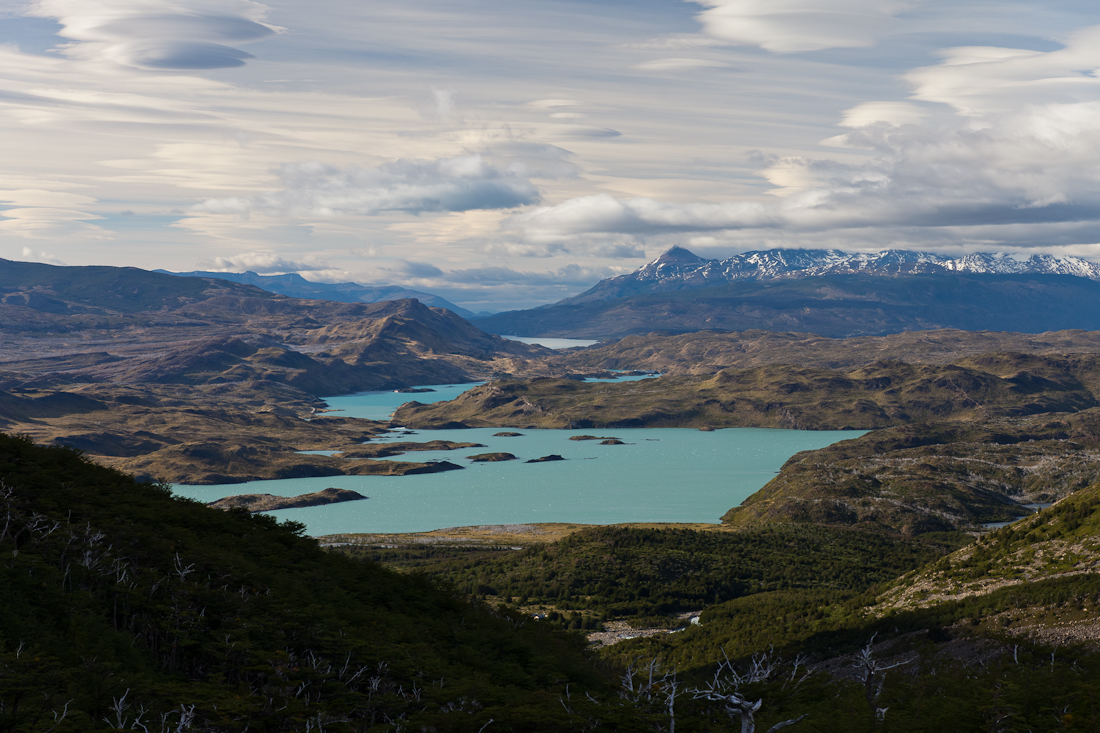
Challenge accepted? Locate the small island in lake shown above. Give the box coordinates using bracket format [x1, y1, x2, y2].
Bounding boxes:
[466, 452, 518, 462]
[207, 487, 367, 513]
[525, 454, 565, 463]
[599, 439, 626, 445]
[493, 431, 525, 437]
[570, 435, 622, 442]
[396, 387, 436, 393]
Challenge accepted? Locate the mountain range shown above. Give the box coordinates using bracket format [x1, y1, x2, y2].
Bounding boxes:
[474, 247, 1100, 339]
[160, 269, 486, 319]
[563, 246, 1100, 304]
[0, 258, 548, 482]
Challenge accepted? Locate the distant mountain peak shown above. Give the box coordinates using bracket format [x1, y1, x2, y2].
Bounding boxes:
[561, 247, 1100, 306]
[650, 246, 705, 266]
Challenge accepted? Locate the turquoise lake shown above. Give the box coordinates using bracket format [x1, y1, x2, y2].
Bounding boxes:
[172, 381, 865, 536]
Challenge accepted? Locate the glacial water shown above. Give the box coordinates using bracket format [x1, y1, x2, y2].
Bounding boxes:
[172, 381, 865, 536]
[501, 335, 601, 349]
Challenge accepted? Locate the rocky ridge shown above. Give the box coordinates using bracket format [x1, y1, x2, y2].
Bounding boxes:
[563, 246, 1100, 304]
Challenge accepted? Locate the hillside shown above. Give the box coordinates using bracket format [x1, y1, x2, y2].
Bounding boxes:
[876, 481, 1100, 631]
[551, 328, 1100, 375]
[0, 432, 635, 731]
[0, 258, 276, 318]
[0, 260, 550, 482]
[161, 268, 481, 318]
[474, 272, 1100, 339]
[392, 352, 1100, 431]
[562, 246, 1100, 305]
[722, 410, 1100, 534]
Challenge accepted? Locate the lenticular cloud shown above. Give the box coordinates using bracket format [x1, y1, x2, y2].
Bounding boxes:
[196, 155, 541, 218]
[690, 0, 913, 53]
[28, 0, 280, 70]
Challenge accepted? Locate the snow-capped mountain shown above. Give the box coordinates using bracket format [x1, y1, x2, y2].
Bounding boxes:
[564, 247, 1100, 304]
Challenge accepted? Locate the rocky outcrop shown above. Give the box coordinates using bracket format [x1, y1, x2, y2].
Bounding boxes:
[466, 452, 517, 462]
[208, 487, 367, 512]
[525, 454, 565, 463]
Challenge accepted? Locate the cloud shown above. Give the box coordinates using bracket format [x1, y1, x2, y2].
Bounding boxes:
[690, 0, 914, 53]
[505, 95, 1100, 248]
[195, 154, 541, 218]
[505, 194, 773, 239]
[906, 25, 1100, 116]
[838, 101, 929, 128]
[19, 246, 65, 265]
[428, 87, 456, 120]
[635, 58, 727, 72]
[494, 27, 1100, 255]
[385, 260, 445, 279]
[199, 252, 328, 273]
[526, 99, 581, 110]
[618, 34, 724, 51]
[443, 263, 624, 287]
[27, 0, 280, 70]
[479, 142, 580, 180]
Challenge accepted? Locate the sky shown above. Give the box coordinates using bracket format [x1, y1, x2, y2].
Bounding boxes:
[4, 0, 1100, 310]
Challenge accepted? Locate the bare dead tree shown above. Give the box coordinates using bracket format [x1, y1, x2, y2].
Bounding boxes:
[691, 651, 807, 733]
[42, 699, 72, 733]
[172, 553, 195, 583]
[854, 634, 914, 723]
[620, 658, 684, 733]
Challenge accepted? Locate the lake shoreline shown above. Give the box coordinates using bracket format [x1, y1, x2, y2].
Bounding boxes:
[315, 520, 730, 546]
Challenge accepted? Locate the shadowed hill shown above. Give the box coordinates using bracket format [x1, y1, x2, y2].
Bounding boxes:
[0, 432, 627, 731]
[0, 257, 275, 317]
[474, 273, 1100, 339]
[161, 268, 480, 318]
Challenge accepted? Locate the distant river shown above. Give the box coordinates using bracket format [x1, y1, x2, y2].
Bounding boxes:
[172, 381, 864, 536]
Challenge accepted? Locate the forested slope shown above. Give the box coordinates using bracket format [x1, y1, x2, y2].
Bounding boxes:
[0, 433, 618, 732]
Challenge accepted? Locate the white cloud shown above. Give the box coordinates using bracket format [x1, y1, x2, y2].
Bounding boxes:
[635, 58, 727, 72]
[505, 193, 774, 240]
[424, 86, 457, 120]
[505, 96, 1100, 247]
[199, 252, 328, 273]
[838, 101, 929, 128]
[28, 0, 280, 70]
[0, 186, 103, 237]
[18, 246, 65, 265]
[907, 25, 1100, 116]
[690, 0, 915, 53]
[526, 99, 581, 110]
[494, 24, 1100, 257]
[443, 263, 623, 287]
[618, 34, 724, 51]
[195, 154, 541, 218]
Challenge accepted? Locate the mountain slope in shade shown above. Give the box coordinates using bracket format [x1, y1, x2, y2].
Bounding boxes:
[161, 269, 481, 318]
[562, 246, 1100, 304]
[473, 272, 1100, 339]
[0, 258, 275, 314]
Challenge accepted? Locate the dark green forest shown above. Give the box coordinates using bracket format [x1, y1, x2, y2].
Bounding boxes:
[7, 431, 1100, 732]
[340, 526, 963, 627]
